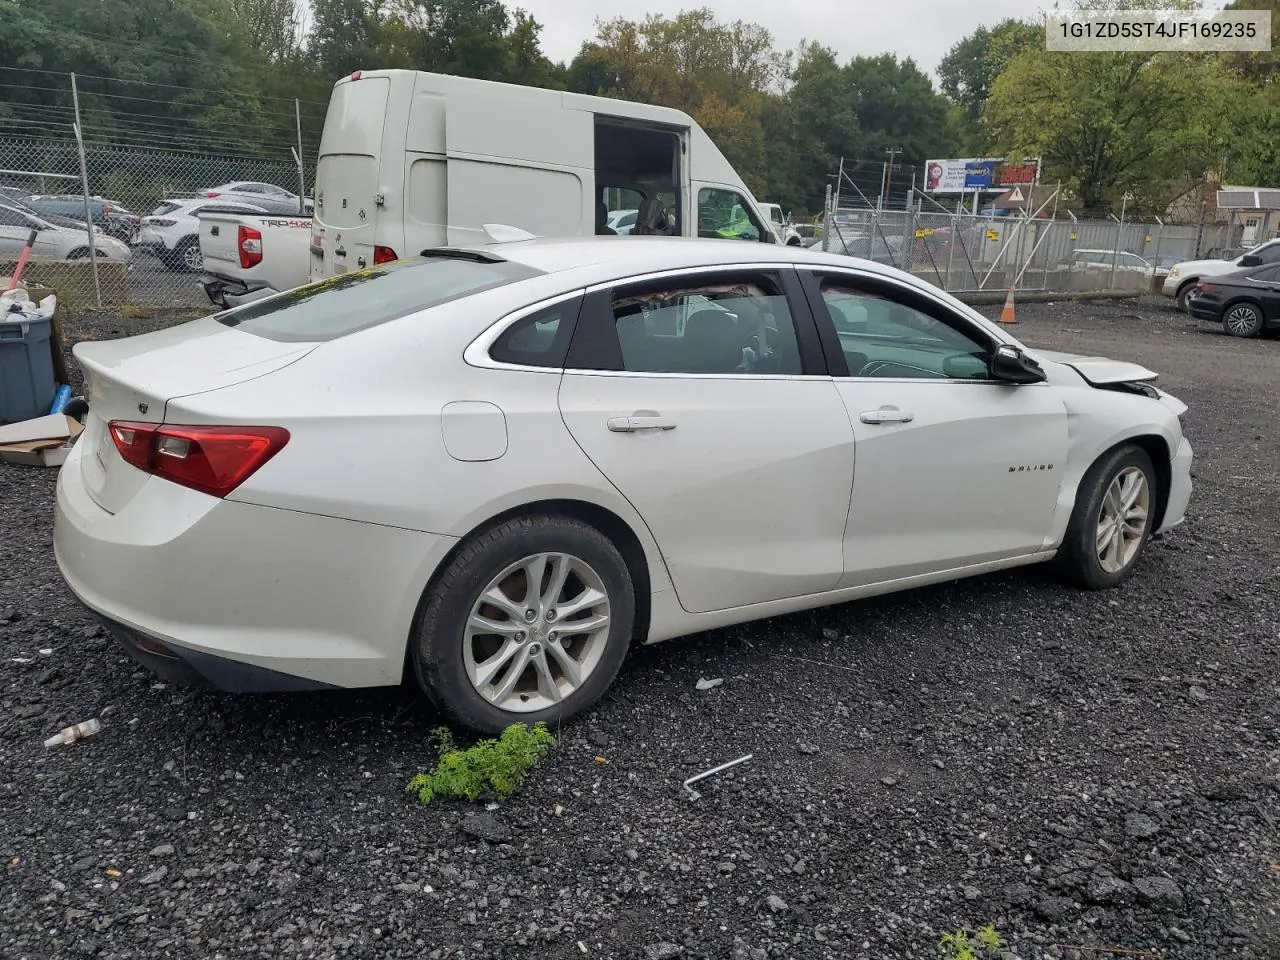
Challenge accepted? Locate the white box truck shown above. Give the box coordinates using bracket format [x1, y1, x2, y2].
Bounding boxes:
[309, 69, 779, 280]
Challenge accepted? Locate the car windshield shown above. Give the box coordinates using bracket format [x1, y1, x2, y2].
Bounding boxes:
[216, 254, 544, 342]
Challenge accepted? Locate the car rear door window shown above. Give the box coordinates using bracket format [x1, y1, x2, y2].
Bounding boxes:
[578, 272, 804, 375]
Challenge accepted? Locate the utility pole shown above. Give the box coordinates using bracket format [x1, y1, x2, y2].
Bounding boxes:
[882, 146, 902, 208]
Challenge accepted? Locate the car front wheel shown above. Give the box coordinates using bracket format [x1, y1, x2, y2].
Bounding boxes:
[1058, 444, 1158, 590]
[411, 515, 636, 734]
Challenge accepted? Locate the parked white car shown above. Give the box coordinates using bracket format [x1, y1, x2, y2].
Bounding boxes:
[606, 208, 638, 235]
[55, 237, 1192, 734]
[137, 198, 270, 272]
[0, 202, 132, 262]
[1161, 238, 1280, 310]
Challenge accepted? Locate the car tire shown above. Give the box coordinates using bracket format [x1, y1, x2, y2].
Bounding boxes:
[1058, 444, 1158, 590]
[173, 237, 202, 273]
[410, 514, 636, 735]
[1222, 300, 1265, 338]
[1174, 282, 1196, 312]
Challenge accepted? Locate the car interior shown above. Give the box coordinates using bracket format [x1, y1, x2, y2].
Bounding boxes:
[610, 279, 802, 374]
[820, 281, 993, 380]
[595, 118, 681, 236]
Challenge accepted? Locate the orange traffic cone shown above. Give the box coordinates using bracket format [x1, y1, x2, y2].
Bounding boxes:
[998, 287, 1017, 324]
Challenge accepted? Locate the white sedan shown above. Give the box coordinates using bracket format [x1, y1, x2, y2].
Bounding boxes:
[54, 237, 1193, 733]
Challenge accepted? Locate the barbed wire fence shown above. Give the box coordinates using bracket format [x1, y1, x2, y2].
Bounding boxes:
[0, 67, 322, 311]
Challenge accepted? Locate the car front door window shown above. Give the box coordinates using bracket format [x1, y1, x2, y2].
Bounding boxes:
[697, 188, 764, 242]
[820, 281, 993, 381]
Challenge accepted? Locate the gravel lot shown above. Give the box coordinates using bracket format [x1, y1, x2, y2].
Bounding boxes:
[2, 297, 1277, 960]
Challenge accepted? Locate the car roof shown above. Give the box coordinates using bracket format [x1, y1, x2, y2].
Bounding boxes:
[420, 235, 970, 304]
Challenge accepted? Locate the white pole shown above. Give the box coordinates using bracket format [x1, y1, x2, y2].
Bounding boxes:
[70, 73, 102, 309]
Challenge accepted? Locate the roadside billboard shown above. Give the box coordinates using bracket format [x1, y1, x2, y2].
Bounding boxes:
[925, 158, 1039, 193]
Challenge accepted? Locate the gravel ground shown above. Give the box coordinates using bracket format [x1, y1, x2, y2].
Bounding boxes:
[2, 297, 1277, 960]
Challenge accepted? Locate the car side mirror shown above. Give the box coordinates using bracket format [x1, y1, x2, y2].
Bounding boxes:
[1238, 254, 1262, 267]
[989, 344, 1047, 384]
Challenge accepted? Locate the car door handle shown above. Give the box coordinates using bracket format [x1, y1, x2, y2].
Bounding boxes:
[860, 407, 914, 424]
[607, 415, 677, 433]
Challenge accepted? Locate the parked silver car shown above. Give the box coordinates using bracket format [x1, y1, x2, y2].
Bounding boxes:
[202, 182, 312, 215]
[0, 203, 132, 262]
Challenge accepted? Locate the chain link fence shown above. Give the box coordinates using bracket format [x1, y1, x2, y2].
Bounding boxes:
[1, 135, 312, 311]
[821, 167, 1250, 297]
[1, 132, 1262, 310]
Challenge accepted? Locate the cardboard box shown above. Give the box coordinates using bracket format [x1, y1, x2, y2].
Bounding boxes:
[0, 414, 82, 467]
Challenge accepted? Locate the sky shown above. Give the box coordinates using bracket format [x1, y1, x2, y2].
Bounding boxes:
[514, 0, 1042, 77]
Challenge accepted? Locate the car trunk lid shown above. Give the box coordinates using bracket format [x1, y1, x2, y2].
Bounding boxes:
[75, 317, 316, 514]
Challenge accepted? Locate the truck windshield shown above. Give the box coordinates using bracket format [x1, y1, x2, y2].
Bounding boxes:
[216, 254, 543, 342]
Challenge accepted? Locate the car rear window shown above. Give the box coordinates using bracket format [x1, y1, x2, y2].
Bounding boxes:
[216, 254, 543, 342]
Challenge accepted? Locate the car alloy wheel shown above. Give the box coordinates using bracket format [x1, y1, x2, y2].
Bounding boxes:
[1223, 303, 1263, 338]
[463, 551, 612, 712]
[182, 243, 204, 271]
[1095, 465, 1150, 574]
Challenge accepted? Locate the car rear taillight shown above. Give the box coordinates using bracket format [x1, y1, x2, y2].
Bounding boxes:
[373, 245, 397, 264]
[238, 225, 263, 269]
[145, 217, 177, 227]
[109, 422, 289, 498]
[1197, 282, 1215, 293]
[206, 191, 221, 198]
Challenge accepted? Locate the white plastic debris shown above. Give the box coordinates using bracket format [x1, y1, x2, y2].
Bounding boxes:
[695, 677, 724, 691]
[37, 648, 52, 656]
[44, 718, 101, 748]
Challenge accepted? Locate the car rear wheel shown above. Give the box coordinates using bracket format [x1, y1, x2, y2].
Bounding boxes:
[1222, 301, 1265, 338]
[1058, 444, 1157, 590]
[171, 237, 202, 272]
[411, 515, 635, 735]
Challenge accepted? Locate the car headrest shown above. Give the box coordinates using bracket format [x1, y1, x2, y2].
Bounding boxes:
[681, 309, 741, 373]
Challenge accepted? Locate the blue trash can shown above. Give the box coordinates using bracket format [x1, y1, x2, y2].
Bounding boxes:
[0, 314, 56, 424]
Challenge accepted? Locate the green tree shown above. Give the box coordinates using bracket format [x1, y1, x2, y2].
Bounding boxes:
[779, 43, 857, 210]
[310, 0, 390, 78]
[937, 19, 1040, 126]
[986, 46, 1238, 210]
[385, 0, 511, 80]
[937, 18, 1040, 152]
[844, 53, 958, 167]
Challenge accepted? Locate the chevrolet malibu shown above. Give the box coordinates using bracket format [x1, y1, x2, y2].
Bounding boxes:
[54, 237, 1193, 734]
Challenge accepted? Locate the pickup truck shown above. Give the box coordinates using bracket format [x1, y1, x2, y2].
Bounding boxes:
[198, 212, 312, 309]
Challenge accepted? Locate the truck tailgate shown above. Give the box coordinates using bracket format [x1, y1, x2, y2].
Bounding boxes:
[198, 212, 250, 275]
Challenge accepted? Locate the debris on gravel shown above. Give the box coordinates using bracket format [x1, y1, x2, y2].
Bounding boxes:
[2, 300, 1278, 959]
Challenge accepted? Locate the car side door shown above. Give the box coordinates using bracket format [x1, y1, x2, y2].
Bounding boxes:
[798, 268, 1070, 588]
[557, 265, 854, 614]
[1250, 265, 1280, 319]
